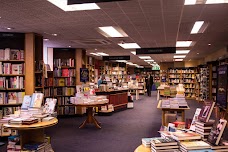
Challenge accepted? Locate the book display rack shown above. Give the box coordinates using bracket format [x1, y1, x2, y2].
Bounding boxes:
[199, 65, 209, 101]
[86, 56, 95, 83]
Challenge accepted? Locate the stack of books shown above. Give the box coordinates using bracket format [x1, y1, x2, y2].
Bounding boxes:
[179, 141, 211, 152]
[7, 135, 21, 152]
[141, 137, 162, 148]
[171, 131, 201, 141]
[209, 140, 228, 152]
[151, 137, 179, 152]
[22, 118, 39, 125]
[23, 142, 46, 151]
[195, 120, 214, 140]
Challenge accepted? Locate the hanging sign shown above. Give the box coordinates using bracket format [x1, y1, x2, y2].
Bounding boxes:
[136, 47, 176, 55]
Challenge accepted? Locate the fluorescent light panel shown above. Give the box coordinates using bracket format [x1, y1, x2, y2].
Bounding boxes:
[98, 26, 128, 37]
[175, 59, 183, 61]
[174, 55, 186, 58]
[118, 43, 140, 49]
[116, 60, 127, 63]
[191, 21, 204, 34]
[176, 41, 193, 47]
[96, 52, 109, 56]
[47, 0, 100, 11]
[176, 50, 190, 54]
[184, 0, 197, 5]
[138, 56, 151, 59]
[90, 53, 100, 56]
[144, 59, 154, 62]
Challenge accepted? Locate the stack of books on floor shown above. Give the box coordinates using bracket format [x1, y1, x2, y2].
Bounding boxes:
[7, 135, 21, 152]
[151, 137, 179, 152]
[195, 120, 214, 140]
[179, 140, 211, 152]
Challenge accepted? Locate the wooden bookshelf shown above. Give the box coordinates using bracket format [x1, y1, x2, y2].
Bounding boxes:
[86, 56, 95, 83]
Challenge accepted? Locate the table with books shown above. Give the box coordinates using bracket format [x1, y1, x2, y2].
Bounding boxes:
[134, 145, 150, 152]
[157, 99, 190, 126]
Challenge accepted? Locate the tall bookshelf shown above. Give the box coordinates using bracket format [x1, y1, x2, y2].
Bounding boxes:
[53, 48, 76, 116]
[208, 61, 219, 101]
[168, 68, 196, 99]
[160, 70, 167, 83]
[199, 65, 209, 101]
[86, 56, 95, 83]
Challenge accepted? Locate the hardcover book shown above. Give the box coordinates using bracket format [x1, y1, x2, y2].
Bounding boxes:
[180, 141, 211, 150]
[207, 119, 227, 145]
[30, 93, 44, 108]
[141, 137, 162, 148]
[43, 98, 57, 114]
[151, 137, 177, 146]
[198, 100, 215, 122]
[189, 108, 201, 131]
[21, 95, 32, 110]
[171, 131, 201, 141]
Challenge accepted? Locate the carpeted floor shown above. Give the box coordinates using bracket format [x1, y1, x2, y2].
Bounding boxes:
[1, 91, 226, 152]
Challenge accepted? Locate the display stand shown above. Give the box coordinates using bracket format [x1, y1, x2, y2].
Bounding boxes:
[157, 100, 190, 126]
[134, 145, 150, 152]
[4, 118, 58, 148]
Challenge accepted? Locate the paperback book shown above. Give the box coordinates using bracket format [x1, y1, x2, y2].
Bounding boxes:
[30, 93, 44, 108]
[151, 137, 177, 147]
[43, 98, 57, 114]
[171, 131, 201, 141]
[21, 95, 32, 110]
[189, 108, 201, 131]
[180, 140, 211, 150]
[141, 137, 162, 148]
[198, 100, 215, 123]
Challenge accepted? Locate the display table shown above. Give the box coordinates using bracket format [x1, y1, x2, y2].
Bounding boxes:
[96, 89, 128, 110]
[4, 118, 58, 147]
[157, 100, 190, 126]
[75, 102, 108, 129]
[134, 145, 150, 152]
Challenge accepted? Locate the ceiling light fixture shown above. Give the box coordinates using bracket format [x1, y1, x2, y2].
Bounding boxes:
[208, 43, 211, 46]
[138, 56, 151, 59]
[47, 0, 100, 11]
[96, 52, 109, 56]
[68, 46, 71, 48]
[176, 50, 190, 54]
[90, 53, 100, 56]
[174, 59, 183, 61]
[52, 33, 58, 36]
[43, 38, 49, 41]
[116, 60, 127, 63]
[98, 26, 128, 37]
[184, 0, 197, 5]
[176, 41, 193, 47]
[191, 21, 204, 34]
[206, 0, 228, 4]
[6, 27, 12, 30]
[144, 59, 154, 62]
[173, 55, 186, 58]
[118, 43, 140, 49]
[130, 51, 136, 55]
[197, 53, 199, 54]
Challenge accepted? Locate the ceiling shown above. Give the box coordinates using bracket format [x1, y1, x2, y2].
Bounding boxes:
[0, 0, 228, 66]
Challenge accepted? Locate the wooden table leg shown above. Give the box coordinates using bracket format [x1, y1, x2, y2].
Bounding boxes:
[79, 107, 101, 129]
[136, 89, 139, 100]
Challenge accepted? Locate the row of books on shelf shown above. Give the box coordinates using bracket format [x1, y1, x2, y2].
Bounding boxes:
[112, 67, 126, 71]
[169, 69, 195, 73]
[0, 48, 24, 61]
[0, 63, 24, 75]
[0, 76, 24, 89]
[53, 58, 75, 67]
[0, 92, 24, 104]
[53, 87, 75, 96]
[53, 77, 75, 86]
[54, 68, 75, 77]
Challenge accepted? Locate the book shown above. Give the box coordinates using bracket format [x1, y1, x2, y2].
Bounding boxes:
[171, 131, 201, 141]
[151, 145, 179, 150]
[30, 93, 44, 108]
[198, 100, 215, 123]
[21, 95, 32, 110]
[141, 137, 162, 148]
[151, 137, 177, 146]
[42, 116, 55, 122]
[22, 118, 38, 125]
[43, 98, 57, 114]
[190, 108, 201, 131]
[207, 119, 227, 145]
[180, 141, 211, 150]
[195, 120, 215, 129]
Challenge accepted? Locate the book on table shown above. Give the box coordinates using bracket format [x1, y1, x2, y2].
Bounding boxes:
[198, 100, 215, 123]
[180, 141, 211, 150]
[141, 137, 162, 148]
[30, 93, 44, 108]
[43, 98, 57, 114]
[189, 108, 201, 131]
[151, 137, 177, 147]
[171, 131, 201, 141]
[207, 119, 227, 145]
[21, 95, 32, 110]
[195, 120, 215, 129]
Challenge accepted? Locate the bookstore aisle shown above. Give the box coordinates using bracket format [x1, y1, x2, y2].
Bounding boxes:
[18, 92, 204, 152]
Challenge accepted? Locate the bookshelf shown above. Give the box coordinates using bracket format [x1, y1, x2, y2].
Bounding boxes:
[168, 68, 196, 99]
[199, 65, 209, 101]
[160, 70, 167, 83]
[86, 56, 95, 83]
[53, 48, 76, 116]
[137, 77, 146, 94]
[151, 70, 160, 83]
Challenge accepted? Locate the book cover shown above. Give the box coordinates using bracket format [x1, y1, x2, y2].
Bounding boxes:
[30, 93, 44, 108]
[8, 92, 17, 104]
[171, 131, 201, 141]
[151, 137, 177, 146]
[198, 100, 215, 122]
[61, 69, 69, 77]
[207, 119, 227, 145]
[0, 92, 4, 104]
[58, 78, 65, 86]
[190, 108, 201, 131]
[21, 95, 32, 110]
[180, 141, 211, 150]
[43, 98, 57, 114]
[141, 137, 162, 147]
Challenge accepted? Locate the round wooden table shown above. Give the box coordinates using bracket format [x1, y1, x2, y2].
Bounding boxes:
[4, 118, 58, 148]
[134, 145, 150, 152]
[75, 101, 108, 129]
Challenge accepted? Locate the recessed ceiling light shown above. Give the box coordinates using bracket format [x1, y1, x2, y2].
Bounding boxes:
[176, 50, 190, 54]
[0, 17, 1, 19]
[197, 53, 199, 54]
[118, 43, 140, 49]
[138, 56, 151, 59]
[191, 21, 204, 34]
[144, 59, 154, 62]
[43, 38, 49, 41]
[208, 43, 211, 46]
[96, 52, 109, 56]
[47, 0, 100, 11]
[176, 41, 193, 47]
[98, 26, 128, 37]
[52, 33, 58, 36]
[206, 0, 228, 4]
[95, 48, 97, 50]
[6, 27, 12, 30]
[184, 0, 197, 5]
[68, 46, 71, 48]
[174, 55, 186, 58]
[130, 51, 136, 55]
[90, 53, 100, 56]
[174, 59, 183, 61]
